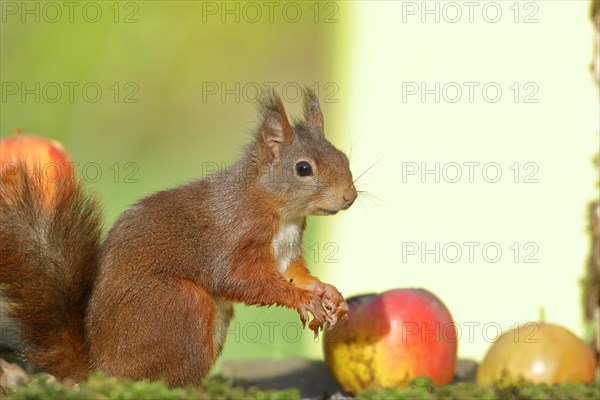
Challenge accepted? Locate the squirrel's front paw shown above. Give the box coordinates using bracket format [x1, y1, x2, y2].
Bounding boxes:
[311, 283, 348, 327]
[297, 292, 330, 338]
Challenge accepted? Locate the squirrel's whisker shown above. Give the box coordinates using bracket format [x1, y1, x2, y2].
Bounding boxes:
[353, 157, 383, 186]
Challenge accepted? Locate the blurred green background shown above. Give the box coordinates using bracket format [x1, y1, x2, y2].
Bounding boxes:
[1, 0, 352, 368]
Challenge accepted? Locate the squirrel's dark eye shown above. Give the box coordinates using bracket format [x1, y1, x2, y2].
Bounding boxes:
[295, 161, 313, 177]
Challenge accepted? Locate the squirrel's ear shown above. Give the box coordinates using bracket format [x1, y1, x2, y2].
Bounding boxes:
[258, 91, 293, 163]
[303, 88, 324, 133]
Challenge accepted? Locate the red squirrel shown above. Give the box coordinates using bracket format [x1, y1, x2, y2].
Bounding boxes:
[0, 89, 357, 387]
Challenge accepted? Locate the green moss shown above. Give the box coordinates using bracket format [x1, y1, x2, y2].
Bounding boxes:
[4, 373, 300, 400]
[4, 372, 598, 400]
[357, 379, 600, 400]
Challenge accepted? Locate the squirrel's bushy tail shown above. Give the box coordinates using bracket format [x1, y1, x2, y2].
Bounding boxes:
[0, 165, 102, 379]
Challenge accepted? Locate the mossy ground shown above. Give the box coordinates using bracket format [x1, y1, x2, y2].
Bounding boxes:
[358, 377, 600, 400]
[2, 373, 599, 400]
[3, 373, 300, 400]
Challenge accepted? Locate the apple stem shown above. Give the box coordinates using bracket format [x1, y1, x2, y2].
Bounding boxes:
[539, 307, 546, 323]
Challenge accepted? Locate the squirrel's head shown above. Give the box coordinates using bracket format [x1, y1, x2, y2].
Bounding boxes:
[252, 89, 357, 219]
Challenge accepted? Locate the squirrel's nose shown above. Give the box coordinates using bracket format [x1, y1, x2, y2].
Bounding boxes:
[342, 184, 357, 209]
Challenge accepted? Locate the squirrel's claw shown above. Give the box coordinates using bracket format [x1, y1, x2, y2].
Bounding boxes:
[328, 314, 338, 326]
[299, 309, 309, 328]
[308, 319, 321, 337]
[298, 291, 330, 336]
[319, 283, 348, 324]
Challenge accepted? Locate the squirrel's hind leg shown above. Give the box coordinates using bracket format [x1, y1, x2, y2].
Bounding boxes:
[87, 277, 231, 388]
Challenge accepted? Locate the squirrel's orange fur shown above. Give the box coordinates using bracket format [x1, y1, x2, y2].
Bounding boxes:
[0, 89, 356, 387]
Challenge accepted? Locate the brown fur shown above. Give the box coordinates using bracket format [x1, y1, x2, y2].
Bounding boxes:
[0, 89, 356, 387]
[0, 167, 101, 379]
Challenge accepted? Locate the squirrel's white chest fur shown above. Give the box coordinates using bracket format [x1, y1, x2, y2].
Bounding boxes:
[272, 220, 303, 273]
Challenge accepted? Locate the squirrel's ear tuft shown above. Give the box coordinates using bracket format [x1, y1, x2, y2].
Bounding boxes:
[258, 90, 293, 163]
[303, 87, 324, 133]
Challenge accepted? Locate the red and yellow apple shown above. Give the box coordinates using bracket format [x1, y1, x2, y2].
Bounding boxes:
[324, 288, 457, 393]
[477, 322, 597, 385]
[1, 131, 73, 206]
